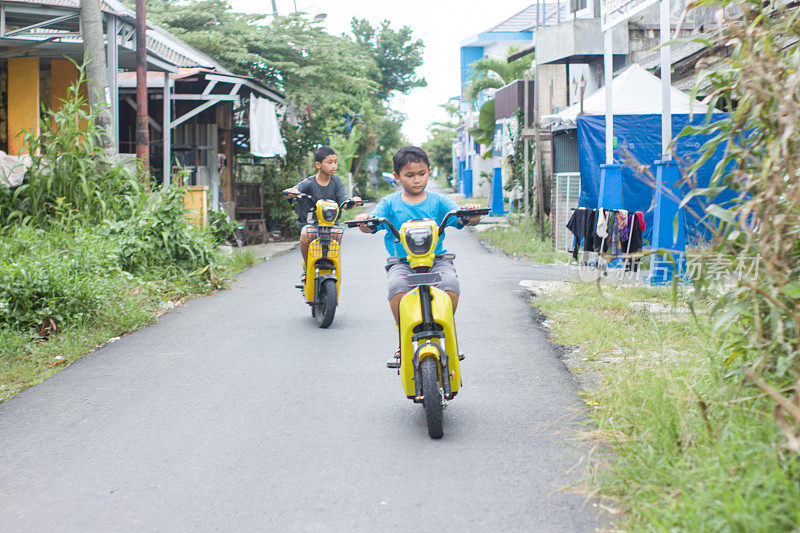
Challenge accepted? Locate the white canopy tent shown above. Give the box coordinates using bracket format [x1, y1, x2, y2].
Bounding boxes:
[542, 64, 709, 128]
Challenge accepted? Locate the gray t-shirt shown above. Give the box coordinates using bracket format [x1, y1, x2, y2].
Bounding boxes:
[295, 174, 347, 225]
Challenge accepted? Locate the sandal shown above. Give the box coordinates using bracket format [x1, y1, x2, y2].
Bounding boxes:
[386, 349, 401, 369]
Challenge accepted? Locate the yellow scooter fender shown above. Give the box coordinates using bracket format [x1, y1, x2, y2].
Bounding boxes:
[398, 286, 461, 399]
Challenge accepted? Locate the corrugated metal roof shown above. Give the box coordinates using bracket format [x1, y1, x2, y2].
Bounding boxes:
[488, 3, 571, 32]
[1, 0, 223, 69]
[0, 0, 117, 13]
[1, 0, 282, 100]
[101, 0, 226, 70]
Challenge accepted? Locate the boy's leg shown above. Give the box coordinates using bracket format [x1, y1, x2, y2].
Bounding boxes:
[432, 258, 461, 312]
[389, 292, 405, 325]
[299, 226, 317, 267]
[446, 291, 459, 312]
[386, 261, 413, 367]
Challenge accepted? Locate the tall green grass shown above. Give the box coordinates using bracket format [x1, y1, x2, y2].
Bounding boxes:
[532, 283, 800, 530]
[5, 72, 142, 227]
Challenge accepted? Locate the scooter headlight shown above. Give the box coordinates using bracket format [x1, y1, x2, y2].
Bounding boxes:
[321, 205, 338, 222]
[404, 226, 434, 255]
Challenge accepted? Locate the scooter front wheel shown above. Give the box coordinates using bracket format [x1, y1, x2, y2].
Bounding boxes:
[314, 278, 337, 328]
[420, 357, 444, 439]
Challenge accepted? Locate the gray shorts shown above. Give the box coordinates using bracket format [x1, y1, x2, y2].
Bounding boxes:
[385, 257, 459, 300]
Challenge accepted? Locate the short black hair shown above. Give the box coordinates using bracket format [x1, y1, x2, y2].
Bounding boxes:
[393, 146, 430, 174]
[314, 146, 336, 163]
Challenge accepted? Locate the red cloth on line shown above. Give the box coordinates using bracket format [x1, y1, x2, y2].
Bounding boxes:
[635, 211, 646, 231]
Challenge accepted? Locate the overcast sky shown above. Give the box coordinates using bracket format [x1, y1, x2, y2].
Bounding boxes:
[227, 0, 531, 145]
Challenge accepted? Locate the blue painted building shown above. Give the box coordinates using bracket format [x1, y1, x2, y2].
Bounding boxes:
[455, 3, 567, 209]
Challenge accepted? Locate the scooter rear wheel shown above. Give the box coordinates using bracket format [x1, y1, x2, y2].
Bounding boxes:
[314, 278, 337, 328]
[421, 357, 444, 439]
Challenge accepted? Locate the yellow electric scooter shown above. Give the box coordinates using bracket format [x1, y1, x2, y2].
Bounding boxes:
[284, 191, 362, 328]
[347, 207, 489, 438]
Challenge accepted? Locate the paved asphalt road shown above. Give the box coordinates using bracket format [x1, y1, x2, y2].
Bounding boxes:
[0, 218, 598, 531]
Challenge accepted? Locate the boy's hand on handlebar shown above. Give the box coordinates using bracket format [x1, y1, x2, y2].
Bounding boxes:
[342, 197, 364, 210]
[354, 213, 373, 233]
[283, 187, 300, 199]
[461, 203, 484, 226]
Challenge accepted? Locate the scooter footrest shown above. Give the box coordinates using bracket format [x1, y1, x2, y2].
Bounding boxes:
[386, 360, 400, 369]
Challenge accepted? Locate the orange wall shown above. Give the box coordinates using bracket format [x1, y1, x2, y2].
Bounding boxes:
[8, 57, 40, 155]
[50, 58, 78, 111]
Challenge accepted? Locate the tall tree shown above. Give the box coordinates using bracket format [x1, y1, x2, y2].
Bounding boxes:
[79, 0, 114, 154]
[350, 18, 426, 100]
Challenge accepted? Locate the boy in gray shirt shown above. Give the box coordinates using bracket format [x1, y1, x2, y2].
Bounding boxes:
[285, 147, 360, 281]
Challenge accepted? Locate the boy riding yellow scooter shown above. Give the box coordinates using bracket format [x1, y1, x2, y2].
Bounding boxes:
[284, 147, 361, 328]
[349, 146, 487, 438]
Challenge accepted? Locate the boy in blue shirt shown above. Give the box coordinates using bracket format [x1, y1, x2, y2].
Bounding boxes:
[356, 146, 483, 365]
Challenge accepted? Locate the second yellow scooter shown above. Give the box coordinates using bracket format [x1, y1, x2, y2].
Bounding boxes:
[285, 191, 361, 328]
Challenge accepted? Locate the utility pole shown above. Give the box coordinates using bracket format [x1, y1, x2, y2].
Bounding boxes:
[79, 0, 114, 155]
[135, 0, 149, 181]
[533, 57, 545, 241]
[523, 72, 530, 228]
[271, 0, 278, 15]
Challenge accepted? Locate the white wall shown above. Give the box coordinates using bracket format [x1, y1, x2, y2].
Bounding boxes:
[567, 63, 600, 107]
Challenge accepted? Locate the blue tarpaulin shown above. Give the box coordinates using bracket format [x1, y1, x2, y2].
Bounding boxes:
[577, 113, 733, 244]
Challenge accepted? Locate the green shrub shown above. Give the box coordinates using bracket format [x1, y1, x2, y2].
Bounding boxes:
[102, 187, 218, 276]
[0, 226, 128, 329]
[208, 209, 240, 244]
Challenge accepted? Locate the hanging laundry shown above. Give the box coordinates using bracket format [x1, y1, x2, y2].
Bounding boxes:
[250, 97, 287, 158]
[566, 208, 591, 260]
[615, 209, 628, 231]
[596, 209, 609, 239]
[636, 211, 646, 232]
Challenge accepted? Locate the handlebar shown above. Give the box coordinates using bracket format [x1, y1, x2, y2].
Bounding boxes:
[345, 216, 400, 239]
[282, 190, 314, 203]
[345, 207, 490, 238]
[283, 190, 363, 210]
[340, 198, 364, 210]
[438, 208, 490, 235]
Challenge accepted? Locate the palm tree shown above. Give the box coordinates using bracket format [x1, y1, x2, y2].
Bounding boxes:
[466, 48, 533, 154]
[464, 49, 533, 104]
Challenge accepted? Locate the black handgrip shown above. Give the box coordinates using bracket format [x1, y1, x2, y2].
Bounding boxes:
[282, 190, 313, 202]
[455, 207, 490, 216]
[345, 216, 400, 239]
[345, 217, 380, 228]
[340, 198, 364, 210]
[439, 207, 489, 235]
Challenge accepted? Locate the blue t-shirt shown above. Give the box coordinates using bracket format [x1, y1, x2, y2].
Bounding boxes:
[370, 191, 463, 257]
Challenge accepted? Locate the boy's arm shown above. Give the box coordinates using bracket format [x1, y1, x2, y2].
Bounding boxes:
[334, 176, 348, 205]
[441, 196, 483, 227]
[285, 178, 308, 198]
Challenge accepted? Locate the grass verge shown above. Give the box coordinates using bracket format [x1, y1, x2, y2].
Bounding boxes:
[0, 248, 260, 403]
[528, 281, 800, 530]
[475, 219, 569, 264]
